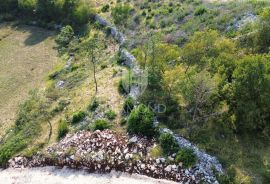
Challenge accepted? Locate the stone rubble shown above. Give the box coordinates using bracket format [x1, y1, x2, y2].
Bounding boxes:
[8, 130, 204, 183]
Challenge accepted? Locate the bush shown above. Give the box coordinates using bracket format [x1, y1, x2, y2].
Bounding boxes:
[88, 98, 99, 111]
[123, 96, 135, 114]
[127, 104, 157, 137]
[93, 119, 110, 131]
[18, 0, 36, 14]
[72, 2, 93, 25]
[194, 6, 207, 16]
[159, 133, 179, 154]
[57, 120, 69, 140]
[55, 25, 74, 48]
[175, 148, 197, 168]
[118, 79, 128, 95]
[105, 109, 117, 120]
[71, 111, 86, 124]
[101, 4, 110, 12]
[111, 4, 131, 26]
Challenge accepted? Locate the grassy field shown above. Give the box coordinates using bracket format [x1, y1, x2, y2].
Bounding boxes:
[0, 23, 58, 137]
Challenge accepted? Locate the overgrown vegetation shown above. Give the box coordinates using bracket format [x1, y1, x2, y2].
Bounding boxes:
[1, 0, 95, 26]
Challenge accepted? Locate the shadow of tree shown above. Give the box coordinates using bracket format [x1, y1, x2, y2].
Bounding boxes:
[11, 24, 55, 46]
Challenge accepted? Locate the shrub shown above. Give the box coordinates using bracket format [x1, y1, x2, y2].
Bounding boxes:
[88, 98, 99, 111]
[175, 148, 197, 168]
[123, 96, 135, 114]
[18, 0, 36, 14]
[101, 4, 110, 12]
[55, 25, 74, 48]
[105, 109, 117, 120]
[127, 104, 157, 137]
[71, 111, 86, 124]
[194, 6, 207, 16]
[118, 79, 128, 95]
[93, 119, 110, 131]
[159, 133, 179, 154]
[120, 118, 127, 126]
[72, 3, 93, 25]
[112, 4, 131, 26]
[57, 120, 69, 140]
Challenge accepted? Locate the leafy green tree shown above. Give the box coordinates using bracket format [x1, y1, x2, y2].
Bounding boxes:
[181, 30, 236, 73]
[84, 35, 104, 94]
[230, 55, 270, 134]
[18, 0, 36, 14]
[36, 0, 64, 22]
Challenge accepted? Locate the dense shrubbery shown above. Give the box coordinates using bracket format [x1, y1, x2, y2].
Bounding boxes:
[57, 120, 69, 140]
[159, 133, 179, 155]
[127, 104, 157, 137]
[1, 0, 94, 26]
[93, 119, 110, 131]
[230, 55, 270, 134]
[175, 148, 197, 168]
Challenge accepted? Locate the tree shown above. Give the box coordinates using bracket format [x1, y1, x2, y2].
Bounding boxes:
[84, 35, 104, 94]
[163, 66, 219, 132]
[230, 55, 270, 134]
[180, 30, 236, 73]
[18, 0, 36, 14]
[36, 0, 64, 22]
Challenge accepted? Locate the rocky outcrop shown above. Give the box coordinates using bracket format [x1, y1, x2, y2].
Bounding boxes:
[9, 130, 204, 183]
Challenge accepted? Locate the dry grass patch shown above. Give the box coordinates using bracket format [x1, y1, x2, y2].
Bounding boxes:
[0, 23, 57, 137]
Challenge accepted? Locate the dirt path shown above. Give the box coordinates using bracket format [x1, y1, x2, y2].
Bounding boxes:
[0, 167, 176, 184]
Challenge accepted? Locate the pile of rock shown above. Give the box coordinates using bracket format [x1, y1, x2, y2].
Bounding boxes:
[9, 130, 203, 183]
